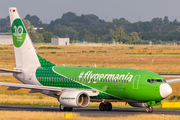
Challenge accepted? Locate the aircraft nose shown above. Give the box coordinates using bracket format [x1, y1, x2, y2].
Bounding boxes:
[160, 83, 172, 98]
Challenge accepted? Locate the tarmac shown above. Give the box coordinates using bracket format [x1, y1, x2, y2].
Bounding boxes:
[0, 105, 180, 117]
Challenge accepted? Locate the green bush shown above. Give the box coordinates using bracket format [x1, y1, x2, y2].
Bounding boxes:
[129, 47, 134, 49]
[89, 50, 95, 53]
[82, 51, 87, 53]
[38, 46, 61, 49]
[51, 52, 56, 54]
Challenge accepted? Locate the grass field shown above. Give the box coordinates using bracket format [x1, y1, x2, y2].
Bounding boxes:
[0, 111, 180, 120]
[1, 44, 180, 73]
[0, 44, 180, 106]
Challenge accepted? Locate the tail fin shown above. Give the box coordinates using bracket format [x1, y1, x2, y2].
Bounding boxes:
[9, 7, 55, 69]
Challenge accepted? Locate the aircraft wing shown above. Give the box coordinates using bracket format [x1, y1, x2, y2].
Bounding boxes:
[0, 82, 99, 96]
[165, 79, 180, 84]
[158, 73, 180, 77]
[158, 73, 180, 84]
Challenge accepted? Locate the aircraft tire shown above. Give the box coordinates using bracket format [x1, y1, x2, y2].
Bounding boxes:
[60, 104, 67, 111]
[67, 107, 73, 111]
[99, 103, 106, 111]
[146, 106, 153, 113]
[106, 102, 112, 111]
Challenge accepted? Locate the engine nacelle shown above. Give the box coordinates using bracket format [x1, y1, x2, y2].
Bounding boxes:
[59, 91, 90, 107]
[128, 102, 147, 107]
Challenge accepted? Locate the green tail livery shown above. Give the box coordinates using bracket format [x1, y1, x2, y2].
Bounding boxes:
[0, 7, 180, 113]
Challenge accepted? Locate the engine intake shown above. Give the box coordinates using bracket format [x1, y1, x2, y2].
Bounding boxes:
[59, 91, 90, 107]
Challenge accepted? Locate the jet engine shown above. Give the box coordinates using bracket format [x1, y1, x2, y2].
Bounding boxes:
[59, 91, 90, 107]
[128, 102, 147, 107]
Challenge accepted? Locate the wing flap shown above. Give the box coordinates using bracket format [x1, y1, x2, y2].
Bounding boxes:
[7, 86, 21, 90]
[29, 89, 43, 93]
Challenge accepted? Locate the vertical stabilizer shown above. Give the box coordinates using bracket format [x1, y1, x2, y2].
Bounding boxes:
[9, 7, 40, 69]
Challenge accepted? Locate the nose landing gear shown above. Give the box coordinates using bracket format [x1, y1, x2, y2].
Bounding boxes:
[146, 106, 153, 113]
[99, 102, 112, 111]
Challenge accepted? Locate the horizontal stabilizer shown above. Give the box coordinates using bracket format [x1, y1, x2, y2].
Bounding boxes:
[0, 68, 22, 73]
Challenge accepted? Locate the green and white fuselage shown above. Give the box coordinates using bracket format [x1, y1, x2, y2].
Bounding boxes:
[36, 65, 165, 102]
[0, 7, 175, 112]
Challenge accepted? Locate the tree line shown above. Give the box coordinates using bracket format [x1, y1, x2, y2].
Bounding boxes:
[0, 12, 180, 44]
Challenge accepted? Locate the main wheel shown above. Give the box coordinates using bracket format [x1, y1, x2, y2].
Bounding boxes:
[106, 102, 112, 111]
[60, 104, 67, 111]
[67, 107, 73, 111]
[99, 103, 106, 111]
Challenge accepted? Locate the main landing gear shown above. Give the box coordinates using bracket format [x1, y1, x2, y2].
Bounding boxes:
[60, 104, 73, 111]
[145, 106, 153, 113]
[99, 102, 112, 111]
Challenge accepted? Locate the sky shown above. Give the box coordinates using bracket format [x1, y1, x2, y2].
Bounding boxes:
[0, 0, 180, 24]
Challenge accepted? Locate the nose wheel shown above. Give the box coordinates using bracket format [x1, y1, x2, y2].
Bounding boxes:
[146, 106, 153, 113]
[99, 102, 112, 111]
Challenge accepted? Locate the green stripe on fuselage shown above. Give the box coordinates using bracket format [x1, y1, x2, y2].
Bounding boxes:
[37, 54, 55, 67]
[36, 66, 164, 102]
[36, 66, 118, 100]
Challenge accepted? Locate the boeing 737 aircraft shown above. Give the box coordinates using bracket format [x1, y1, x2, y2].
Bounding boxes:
[0, 7, 179, 113]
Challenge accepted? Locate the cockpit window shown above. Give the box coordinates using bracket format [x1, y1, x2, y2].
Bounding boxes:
[152, 79, 155, 83]
[162, 79, 167, 82]
[155, 79, 162, 82]
[147, 79, 166, 83]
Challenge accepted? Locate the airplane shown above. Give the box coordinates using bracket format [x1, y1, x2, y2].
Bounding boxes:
[0, 7, 179, 113]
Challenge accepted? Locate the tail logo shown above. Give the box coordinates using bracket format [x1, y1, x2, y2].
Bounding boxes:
[13, 26, 23, 38]
[11, 18, 27, 48]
